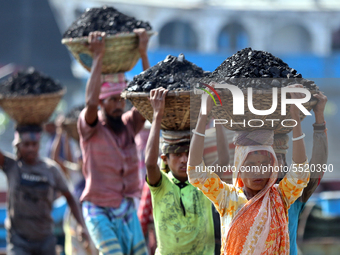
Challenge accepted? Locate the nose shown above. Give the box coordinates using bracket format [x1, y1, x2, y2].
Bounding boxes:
[181, 154, 188, 163]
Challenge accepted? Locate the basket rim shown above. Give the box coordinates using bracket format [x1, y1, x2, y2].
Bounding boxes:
[0, 87, 67, 100]
[121, 90, 193, 98]
[61, 31, 156, 44]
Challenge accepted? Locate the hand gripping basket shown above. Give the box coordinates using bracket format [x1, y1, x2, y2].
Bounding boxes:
[0, 88, 66, 125]
[62, 32, 155, 74]
[121, 90, 207, 131]
[210, 86, 318, 134]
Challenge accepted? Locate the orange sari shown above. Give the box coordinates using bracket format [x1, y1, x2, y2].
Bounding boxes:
[188, 145, 310, 255]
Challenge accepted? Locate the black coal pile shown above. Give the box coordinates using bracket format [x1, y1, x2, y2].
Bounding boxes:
[0, 67, 63, 96]
[63, 6, 152, 38]
[65, 105, 85, 121]
[201, 47, 318, 90]
[127, 54, 209, 92]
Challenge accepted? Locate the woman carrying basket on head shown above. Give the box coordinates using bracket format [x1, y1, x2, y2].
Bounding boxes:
[187, 84, 310, 255]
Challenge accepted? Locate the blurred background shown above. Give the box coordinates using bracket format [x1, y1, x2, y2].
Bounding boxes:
[0, 0, 340, 254]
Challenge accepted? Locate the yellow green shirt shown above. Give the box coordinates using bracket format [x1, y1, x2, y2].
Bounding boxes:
[148, 171, 215, 255]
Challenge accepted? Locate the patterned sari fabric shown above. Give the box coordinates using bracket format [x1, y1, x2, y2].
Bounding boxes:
[227, 145, 287, 255]
[188, 144, 310, 255]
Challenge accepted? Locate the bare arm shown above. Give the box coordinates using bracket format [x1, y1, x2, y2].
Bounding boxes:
[62, 190, 90, 245]
[187, 92, 244, 215]
[300, 92, 328, 202]
[290, 85, 307, 164]
[63, 131, 73, 163]
[216, 124, 230, 166]
[51, 126, 69, 177]
[211, 125, 230, 178]
[134, 28, 150, 71]
[188, 93, 214, 167]
[145, 88, 168, 186]
[84, 31, 106, 126]
[277, 84, 311, 208]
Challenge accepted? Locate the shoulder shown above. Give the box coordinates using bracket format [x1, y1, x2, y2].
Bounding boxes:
[148, 171, 172, 194]
[2, 151, 15, 162]
[2, 151, 17, 171]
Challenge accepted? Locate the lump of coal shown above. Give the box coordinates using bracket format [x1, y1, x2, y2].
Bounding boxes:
[201, 47, 318, 91]
[126, 54, 209, 92]
[0, 67, 63, 96]
[63, 6, 152, 38]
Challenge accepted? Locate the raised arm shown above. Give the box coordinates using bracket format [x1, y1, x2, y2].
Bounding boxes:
[84, 31, 106, 126]
[63, 129, 73, 163]
[279, 84, 310, 207]
[290, 87, 308, 164]
[134, 28, 150, 71]
[216, 125, 230, 166]
[51, 123, 69, 177]
[300, 92, 328, 202]
[188, 91, 244, 216]
[188, 93, 212, 167]
[145, 88, 168, 186]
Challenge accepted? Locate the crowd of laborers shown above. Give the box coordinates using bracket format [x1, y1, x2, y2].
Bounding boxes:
[0, 27, 329, 255]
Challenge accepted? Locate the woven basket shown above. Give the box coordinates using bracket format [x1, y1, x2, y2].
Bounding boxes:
[0, 88, 66, 125]
[62, 32, 155, 74]
[211, 88, 318, 134]
[63, 120, 79, 141]
[121, 91, 206, 131]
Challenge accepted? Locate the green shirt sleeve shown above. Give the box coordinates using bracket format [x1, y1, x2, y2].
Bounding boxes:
[147, 171, 170, 197]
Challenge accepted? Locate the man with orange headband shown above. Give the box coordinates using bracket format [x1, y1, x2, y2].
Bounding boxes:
[78, 29, 149, 254]
[0, 125, 89, 255]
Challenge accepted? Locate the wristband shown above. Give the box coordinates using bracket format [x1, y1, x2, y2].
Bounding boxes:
[292, 133, 305, 141]
[313, 121, 326, 131]
[192, 129, 206, 137]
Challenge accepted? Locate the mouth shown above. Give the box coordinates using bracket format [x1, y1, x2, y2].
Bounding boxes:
[113, 110, 123, 115]
[253, 178, 264, 184]
[179, 166, 187, 172]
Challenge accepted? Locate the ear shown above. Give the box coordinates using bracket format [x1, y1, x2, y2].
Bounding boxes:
[160, 154, 168, 164]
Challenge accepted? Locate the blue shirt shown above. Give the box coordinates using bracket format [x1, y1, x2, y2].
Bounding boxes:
[288, 199, 305, 255]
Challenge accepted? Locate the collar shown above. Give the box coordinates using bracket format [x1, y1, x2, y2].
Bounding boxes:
[167, 171, 190, 185]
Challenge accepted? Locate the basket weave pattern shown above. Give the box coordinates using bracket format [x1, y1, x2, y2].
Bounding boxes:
[121, 91, 203, 131]
[0, 89, 66, 125]
[211, 89, 317, 134]
[62, 32, 153, 74]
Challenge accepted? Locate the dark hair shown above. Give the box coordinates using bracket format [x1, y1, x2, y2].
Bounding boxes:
[15, 125, 42, 133]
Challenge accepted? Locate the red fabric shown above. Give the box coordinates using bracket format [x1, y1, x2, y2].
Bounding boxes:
[78, 107, 145, 207]
[138, 182, 153, 235]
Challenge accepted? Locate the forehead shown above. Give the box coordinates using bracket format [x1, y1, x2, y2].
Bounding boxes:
[19, 140, 39, 146]
[244, 153, 270, 163]
[106, 95, 122, 100]
[169, 152, 188, 158]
